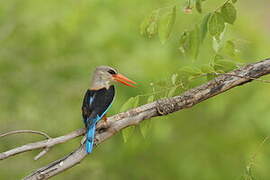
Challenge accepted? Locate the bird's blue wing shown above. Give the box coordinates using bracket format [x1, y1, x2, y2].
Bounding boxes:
[81, 85, 115, 153]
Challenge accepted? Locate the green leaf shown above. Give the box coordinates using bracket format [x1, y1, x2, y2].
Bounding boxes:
[225, 40, 235, 56]
[140, 95, 154, 138]
[120, 97, 135, 112]
[179, 31, 190, 54]
[200, 13, 211, 43]
[190, 25, 201, 59]
[147, 95, 154, 103]
[212, 37, 221, 53]
[121, 96, 139, 143]
[214, 59, 237, 72]
[195, 0, 202, 13]
[140, 16, 150, 36]
[179, 26, 200, 59]
[202, 64, 216, 80]
[133, 96, 140, 108]
[206, 74, 216, 81]
[146, 21, 158, 38]
[232, 0, 237, 3]
[180, 66, 202, 76]
[167, 86, 177, 97]
[120, 96, 140, 112]
[208, 12, 225, 36]
[140, 120, 151, 138]
[171, 73, 178, 85]
[222, 40, 236, 57]
[221, 3, 237, 24]
[122, 126, 135, 143]
[158, 6, 176, 44]
[140, 11, 159, 38]
[200, 64, 215, 74]
[213, 54, 224, 62]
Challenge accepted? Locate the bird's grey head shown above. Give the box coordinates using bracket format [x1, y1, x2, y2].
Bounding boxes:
[90, 66, 118, 89]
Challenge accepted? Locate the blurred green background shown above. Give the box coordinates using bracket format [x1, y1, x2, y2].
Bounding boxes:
[1, 0, 270, 179]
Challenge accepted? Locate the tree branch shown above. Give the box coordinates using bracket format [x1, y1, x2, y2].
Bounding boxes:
[0, 129, 53, 160]
[1, 58, 270, 179]
[0, 128, 85, 160]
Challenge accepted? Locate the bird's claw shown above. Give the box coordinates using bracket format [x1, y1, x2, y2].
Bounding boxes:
[94, 138, 99, 147]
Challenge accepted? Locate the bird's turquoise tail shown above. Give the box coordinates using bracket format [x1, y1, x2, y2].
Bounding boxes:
[86, 124, 96, 154]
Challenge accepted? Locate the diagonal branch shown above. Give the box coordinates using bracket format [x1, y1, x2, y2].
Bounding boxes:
[1, 58, 270, 180]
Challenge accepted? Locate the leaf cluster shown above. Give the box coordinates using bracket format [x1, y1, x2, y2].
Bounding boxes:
[140, 5, 176, 44]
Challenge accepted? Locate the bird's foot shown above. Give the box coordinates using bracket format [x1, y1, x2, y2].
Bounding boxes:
[94, 138, 99, 147]
[103, 115, 108, 123]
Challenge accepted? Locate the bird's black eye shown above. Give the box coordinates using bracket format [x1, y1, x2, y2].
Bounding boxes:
[108, 69, 116, 75]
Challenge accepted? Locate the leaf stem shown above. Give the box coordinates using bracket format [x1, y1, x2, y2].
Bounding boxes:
[214, 0, 231, 12]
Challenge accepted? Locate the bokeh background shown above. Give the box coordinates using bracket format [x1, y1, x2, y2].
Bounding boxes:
[1, 0, 270, 179]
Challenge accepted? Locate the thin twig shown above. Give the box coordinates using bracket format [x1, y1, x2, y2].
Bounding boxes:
[0, 130, 51, 139]
[247, 136, 269, 170]
[0, 128, 85, 161]
[137, 83, 184, 97]
[191, 72, 270, 83]
[34, 147, 50, 160]
[0, 130, 53, 160]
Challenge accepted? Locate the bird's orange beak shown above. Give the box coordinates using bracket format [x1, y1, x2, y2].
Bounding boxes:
[113, 74, 136, 87]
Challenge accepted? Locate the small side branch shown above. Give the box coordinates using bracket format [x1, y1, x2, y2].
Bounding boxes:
[0, 130, 51, 139]
[0, 129, 53, 160]
[0, 128, 85, 160]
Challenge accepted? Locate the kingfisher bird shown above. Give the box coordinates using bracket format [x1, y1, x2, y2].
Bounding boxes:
[82, 66, 136, 154]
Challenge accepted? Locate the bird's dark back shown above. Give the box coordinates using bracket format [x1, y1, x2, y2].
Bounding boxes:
[82, 85, 115, 127]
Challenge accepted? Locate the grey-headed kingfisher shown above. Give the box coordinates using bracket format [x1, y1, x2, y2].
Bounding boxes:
[82, 66, 136, 154]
